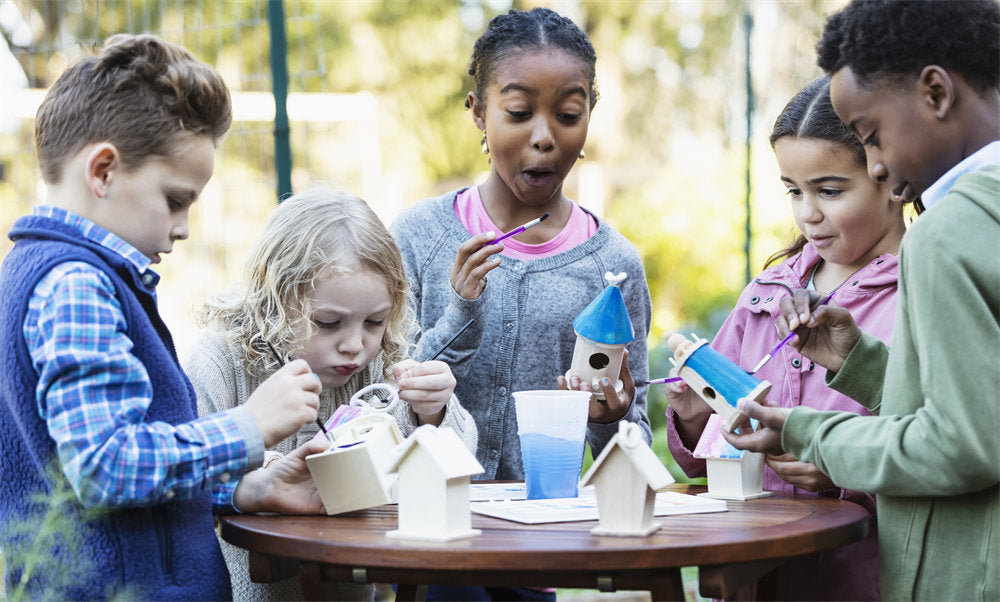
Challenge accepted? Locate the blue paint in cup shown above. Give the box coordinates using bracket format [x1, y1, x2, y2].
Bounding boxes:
[514, 390, 590, 500]
[519, 432, 585, 499]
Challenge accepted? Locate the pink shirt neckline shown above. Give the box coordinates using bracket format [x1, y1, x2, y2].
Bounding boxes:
[454, 186, 597, 260]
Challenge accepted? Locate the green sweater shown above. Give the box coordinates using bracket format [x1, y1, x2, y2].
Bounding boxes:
[783, 166, 1000, 601]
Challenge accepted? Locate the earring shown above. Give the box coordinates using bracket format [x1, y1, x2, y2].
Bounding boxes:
[578, 149, 586, 160]
[481, 131, 489, 156]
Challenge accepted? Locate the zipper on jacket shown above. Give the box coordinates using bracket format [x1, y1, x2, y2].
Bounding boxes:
[152, 507, 173, 575]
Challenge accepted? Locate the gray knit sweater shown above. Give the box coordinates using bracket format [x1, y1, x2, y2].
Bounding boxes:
[184, 328, 477, 601]
[390, 188, 653, 480]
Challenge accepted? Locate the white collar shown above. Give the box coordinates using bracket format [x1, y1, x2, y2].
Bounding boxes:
[921, 140, 1000, 209]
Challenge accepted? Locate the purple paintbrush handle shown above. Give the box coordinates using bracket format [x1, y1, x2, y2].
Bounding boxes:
[486, 226, 525, 246]
[636, 376, 683, 386]
[754, 289, 837, 373]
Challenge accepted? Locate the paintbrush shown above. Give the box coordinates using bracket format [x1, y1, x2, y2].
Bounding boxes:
[428, 318, 475, 361]
[324, 318, 477, 431]
[748, 289, 837, 375]
[634, 376, 684, 387]
[483, 213, 549, 247]
[266, 341, 331, 442]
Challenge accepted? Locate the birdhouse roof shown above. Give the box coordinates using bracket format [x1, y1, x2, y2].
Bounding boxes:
[693, 414, 755, 459]
[573, 272, 635, 345]
[387, 425, 484, 479]
[580, 422, 672, 489]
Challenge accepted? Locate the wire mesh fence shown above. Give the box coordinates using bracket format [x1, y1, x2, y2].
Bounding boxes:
[1, 0, 383, 350]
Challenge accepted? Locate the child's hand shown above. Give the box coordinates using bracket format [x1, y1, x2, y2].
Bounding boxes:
[777, 289, 861, 373]
[231, 437, 328, 514]
[662, 376, 714, 450]
[721, 398, 790, 456]
[245, 359, 321, 448]
[450, 232, 503, 300]
[765, 453, 836, 492]
[663, 376, 712, 422]
[557, 349, 634, 423]
[393, 359, 456, 426]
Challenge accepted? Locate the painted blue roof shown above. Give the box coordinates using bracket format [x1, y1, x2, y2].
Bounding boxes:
[572, 274, 634, 345]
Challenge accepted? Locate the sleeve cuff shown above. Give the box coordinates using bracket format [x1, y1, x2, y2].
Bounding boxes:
[664, 406, 707, 478]
[213, 479, 241, 514]
[825, 332, 888, 413]
[228, 405, 266, 469]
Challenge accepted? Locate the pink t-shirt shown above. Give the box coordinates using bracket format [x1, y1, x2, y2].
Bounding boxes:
[454, 186, 597, 259]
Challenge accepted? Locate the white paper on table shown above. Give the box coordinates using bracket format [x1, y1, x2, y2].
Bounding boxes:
[470, 487, 727, 524]
[469, 482, 529, 501]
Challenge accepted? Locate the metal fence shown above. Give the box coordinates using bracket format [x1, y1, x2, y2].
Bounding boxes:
[1, 0, 383, 349]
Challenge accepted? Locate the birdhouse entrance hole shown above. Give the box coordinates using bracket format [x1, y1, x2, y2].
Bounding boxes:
[702, 387, 717, 400]
[589, 353, 610, 370]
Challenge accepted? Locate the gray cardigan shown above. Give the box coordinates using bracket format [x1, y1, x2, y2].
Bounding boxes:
[390, 188, 653, 480]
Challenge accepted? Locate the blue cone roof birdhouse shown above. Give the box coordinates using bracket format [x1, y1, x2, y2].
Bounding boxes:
[573, 272, 634, 345]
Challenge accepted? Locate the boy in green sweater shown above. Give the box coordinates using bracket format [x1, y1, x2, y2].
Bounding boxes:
[725, 1, 999, 600]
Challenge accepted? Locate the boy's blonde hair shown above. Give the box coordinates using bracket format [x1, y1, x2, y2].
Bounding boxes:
[34, 33, 232, 184]
[199, 189, 414, 380]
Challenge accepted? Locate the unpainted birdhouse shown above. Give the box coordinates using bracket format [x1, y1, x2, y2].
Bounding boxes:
[579, 422, 674, 536]
[386, 425, 484, 542]
[306, 413, 404, 515]
[566, 272, 635, 400]
[693, 414, 772, 501]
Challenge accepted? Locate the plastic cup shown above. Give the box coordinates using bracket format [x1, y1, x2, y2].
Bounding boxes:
[513, 390, 591, 500]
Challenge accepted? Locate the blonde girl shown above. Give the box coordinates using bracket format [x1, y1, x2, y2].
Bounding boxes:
[184, 188, 476, 601]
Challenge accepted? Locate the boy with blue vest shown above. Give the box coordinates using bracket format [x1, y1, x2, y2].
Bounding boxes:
[725, 1, 999, 600]
[0, 34, 325, 600]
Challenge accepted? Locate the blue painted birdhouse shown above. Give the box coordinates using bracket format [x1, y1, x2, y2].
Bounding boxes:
[565, 272, 634, 400]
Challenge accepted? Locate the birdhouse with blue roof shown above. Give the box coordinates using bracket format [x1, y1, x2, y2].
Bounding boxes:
[565, 272, 634, 400]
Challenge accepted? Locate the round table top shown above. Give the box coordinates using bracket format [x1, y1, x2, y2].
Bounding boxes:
[220, 484, 870, 574]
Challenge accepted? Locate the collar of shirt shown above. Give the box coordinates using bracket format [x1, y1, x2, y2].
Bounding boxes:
[922, 140, 1000, 209]
[32, 205, 156, 284]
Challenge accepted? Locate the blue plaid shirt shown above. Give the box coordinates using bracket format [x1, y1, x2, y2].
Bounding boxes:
[23, 206, 263, 512]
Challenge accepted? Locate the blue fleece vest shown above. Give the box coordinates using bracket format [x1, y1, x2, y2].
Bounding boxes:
[0, 215, 231, 600]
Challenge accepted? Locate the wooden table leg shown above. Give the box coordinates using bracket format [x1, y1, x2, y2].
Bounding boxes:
[699, 558, 788, 599]
[643, 568, 685, 601]
[395, 583, 428, 601]
[247, 551, 299, 583]
[754, 563, 788, 600]
[299, 562, 326, 601]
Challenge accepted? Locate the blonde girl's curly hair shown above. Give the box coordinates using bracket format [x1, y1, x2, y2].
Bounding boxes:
[198, 188, 414, 380]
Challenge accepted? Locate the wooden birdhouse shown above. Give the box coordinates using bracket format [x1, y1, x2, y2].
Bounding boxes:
[565, 272, 635, 400]
[579, 422, 674, 536]
[386, 425, 485, 542]
[666, 332, 772, 433]
[693, 414, 772, 501]
[306, 413, 404, 516]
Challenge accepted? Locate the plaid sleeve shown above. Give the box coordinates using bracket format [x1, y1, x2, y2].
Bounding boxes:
[26, 262, 260, 508]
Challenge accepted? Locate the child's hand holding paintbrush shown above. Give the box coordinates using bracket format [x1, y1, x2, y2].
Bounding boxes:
[775, 288, 859, 374]
[245, 344, 322, 448]
[392, 318, 475, 426]
[448, 213, 549, 300]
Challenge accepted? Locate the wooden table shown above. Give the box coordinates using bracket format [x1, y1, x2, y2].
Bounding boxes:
[220, 484, 869, 601]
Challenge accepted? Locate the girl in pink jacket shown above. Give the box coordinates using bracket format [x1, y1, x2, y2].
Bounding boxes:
[666, 77, 919, 601]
